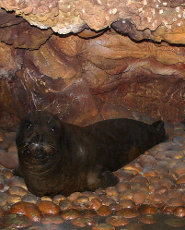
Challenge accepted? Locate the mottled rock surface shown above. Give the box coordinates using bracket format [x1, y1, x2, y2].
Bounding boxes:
[0, 0, 185, 45]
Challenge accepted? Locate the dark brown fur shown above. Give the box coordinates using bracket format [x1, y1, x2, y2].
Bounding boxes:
[15, 112, 167, 196]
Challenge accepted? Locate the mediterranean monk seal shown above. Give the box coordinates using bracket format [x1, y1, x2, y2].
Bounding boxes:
[15, 111, 167, 196]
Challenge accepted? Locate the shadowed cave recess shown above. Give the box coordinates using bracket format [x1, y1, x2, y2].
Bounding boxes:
[0, 0, 185, 229]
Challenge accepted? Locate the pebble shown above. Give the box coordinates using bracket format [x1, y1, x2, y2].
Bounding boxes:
[97, 205, 112, 216]
[173, 206, 185, 218]
[162, 206, 175, 215]
[68, 192, 82, 201]
[119, 199, 135, 209]
[133, 191, 147, 205]
[52, 194, 66, 205]
[109, 203, 122, 211]
[119, 190, 134, 200]
[74, 195, 90, 207]
[8, 194, 22, 204]
[106, 215, 129, 227]
[0, 192, 8, 206]
[1, 169, 14, 179]
[165, 217, 185, 227]
[92, 223, 115, 230]
[59, 199, 73, 211]
[10, 201, 42, 222]
[71, 217, 87, 227]
[116, 182, 129, 193]
[167, 198, 185, 207]
[61, 209, 80, 220]
[22, 194, 38, 204]
[116, 208, 139, 218]
[139, 205, 158, 215]
[41, 196, 52, 201]
[105, 187, 118, 198]
[72, 216, 95, 227]
[126, 222, 144, 230]
[90, 198, 102, 210]
[139, 214, 156, 224]
[7, 176, 27, 190]
[100, 195, 114, 206]
[176, 174, 185, 184]
[41, 215, 64, 224]
[8, 186, 27, 197]
[1, 213, 32, 228]
[37, 201, 60, 215]
[138, 155, 157, 168]
[82, 209, 97, 217]
[0, 207, 3, 218]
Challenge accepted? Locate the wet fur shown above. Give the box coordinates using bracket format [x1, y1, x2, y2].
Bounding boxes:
[15, 112, 168, 196]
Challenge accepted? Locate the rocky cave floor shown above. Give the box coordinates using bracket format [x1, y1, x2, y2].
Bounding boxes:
[0, 117, 185, 229]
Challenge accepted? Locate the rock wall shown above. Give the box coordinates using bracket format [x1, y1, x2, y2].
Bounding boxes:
[0, 4, 185, 129]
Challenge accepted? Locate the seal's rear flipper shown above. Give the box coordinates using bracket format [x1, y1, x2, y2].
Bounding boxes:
[100, 171, 119, 188]
[151, 120, 164, 132]
[151, 120, 168, 141]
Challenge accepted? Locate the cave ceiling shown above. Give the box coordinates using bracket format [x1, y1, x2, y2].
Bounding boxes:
[0, 1, 185, 129]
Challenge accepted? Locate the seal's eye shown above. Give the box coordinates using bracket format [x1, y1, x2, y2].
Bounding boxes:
[51, 126, 56, 132]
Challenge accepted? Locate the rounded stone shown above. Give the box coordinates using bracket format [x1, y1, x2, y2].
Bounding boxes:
[116, 182, 129, 193]
[74, 196, 90, 207]
[8, 194, 22, 204]
[8, 186, 27, 197]
[176, 174, 185, 184]
[90, 198, 102, 210]
[167, 198, 184, 207]
[174, 206, 185, 218]
[1, 169, 13, 179]
[118, 199, 135, 209]
[41, 196, 52, 201]
[1, 214, 32, 228]
[22, 194, 38, 204]
[100, 195, 114, 206]
[82, 209, 97, 217]
[59, 199, 72, 211]
[10, 201, 42, 222]
[139, 205, 158, 215]
[97, 205, 112, 216]
[139, 214, 156, 224]
[68, 192, 82, 201]
[106, 215, 129, 227]
[126, 222, 144, 230]
[133, 191, 147, 205]
[161, 206, 175, 215]
[105, 187, 118, 198]
[109, 203, 122, 211]
[0, 207, 3, 219]
[41, 215, 64, 224]
[116, 208, 139, 218]
[61, 209, 80, 220]
[165, 217, 185, 227]
[7, 177, 27, 190]
[71, 217, 88, 228]
[119, 190, 134, 200]
[37, 201, 60, 215]
[92, 223, 115, 230]
[52, 195, 66, 205]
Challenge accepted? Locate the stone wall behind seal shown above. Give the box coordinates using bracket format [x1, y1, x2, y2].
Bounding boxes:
[0, 7, 185, 129]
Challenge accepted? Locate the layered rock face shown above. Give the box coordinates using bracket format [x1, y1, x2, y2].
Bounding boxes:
[0, 1, 185, 129]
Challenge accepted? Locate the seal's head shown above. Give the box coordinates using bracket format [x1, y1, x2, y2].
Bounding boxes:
[16, 111, 63, 162]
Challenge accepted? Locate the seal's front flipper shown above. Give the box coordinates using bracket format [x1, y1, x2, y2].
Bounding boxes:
[13, 166, 23, 177]
[100, 171, 119, 188]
